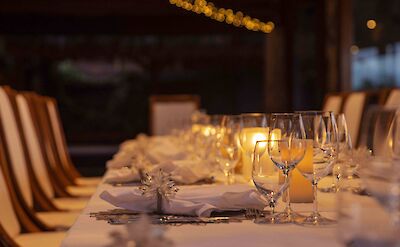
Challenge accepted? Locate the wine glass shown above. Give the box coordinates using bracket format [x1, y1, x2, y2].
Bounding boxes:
[209, 114, 225, 148]
[216, 115, 241, 184]
[337, 157, 399, 246]
[252, 140, 289, 224]
[268, 113, 306, 223]
[238, 113, 269, 180]
[296, 111, 338, 226]
[324, 113, 353, 192]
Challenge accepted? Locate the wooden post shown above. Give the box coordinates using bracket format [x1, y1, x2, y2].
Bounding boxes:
[264, 27, 290, 112]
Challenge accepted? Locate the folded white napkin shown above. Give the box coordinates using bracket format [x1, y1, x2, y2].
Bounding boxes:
[151, 159, 212, 184]
[145, 138, 187, 164]
[100, 184, 265, 217]
[106, 152, 136, 169]
[104, 167, 141, 184]
[118, 139, 137, 150]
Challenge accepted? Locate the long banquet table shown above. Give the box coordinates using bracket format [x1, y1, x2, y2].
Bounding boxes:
[61, 170, 345, 247]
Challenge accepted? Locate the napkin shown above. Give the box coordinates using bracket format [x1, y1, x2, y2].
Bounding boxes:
[145, 138, 187, 164]
[100, 184, 265, 217]
[104, 167, 141, 184]
[151, 159, 212, 184]
[106, 152, 136, 169]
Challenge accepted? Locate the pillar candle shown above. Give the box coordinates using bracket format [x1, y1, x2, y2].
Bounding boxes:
[240, 127, 269, 180]
[282, 139, 313, 203]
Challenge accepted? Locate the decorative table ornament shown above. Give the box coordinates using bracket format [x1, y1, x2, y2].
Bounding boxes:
[107, 214, 173, 247]
[139, 169, 179, 214]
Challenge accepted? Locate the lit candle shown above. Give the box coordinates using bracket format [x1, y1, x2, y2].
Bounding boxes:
[282, 139, 313, 203]
[201, 125, 213, 137]
[191, 124, 202, 133]
[240, 127, 269, 180]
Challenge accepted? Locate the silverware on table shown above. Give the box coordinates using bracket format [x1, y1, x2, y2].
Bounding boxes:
[91, 208, 263, 225]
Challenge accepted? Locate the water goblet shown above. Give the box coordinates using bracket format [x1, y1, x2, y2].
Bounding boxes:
[216, 115, 241, 184]
[252, 140, 289, 224]
[296, 111, 338, 226]
[323, 113, 353, 192]
[268, 113, 307, 223]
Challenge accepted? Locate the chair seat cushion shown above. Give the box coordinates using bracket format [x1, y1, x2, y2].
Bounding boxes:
[15, 231, 66, 247]
[75, 177, 102, 186]
[53, 197, 88, 211]
[66, 185, 97, 197]
[36, 211, 80, 229]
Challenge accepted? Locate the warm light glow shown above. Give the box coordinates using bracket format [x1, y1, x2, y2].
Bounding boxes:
[366, 19, 377, 30]
[191, 124, 202, 133]
[270, 129, 281, 141]
[170, 0, 274, 33]
[252, 133, 267, 147]
[201, 125, 213, 136]
[350, 45, 359, 55]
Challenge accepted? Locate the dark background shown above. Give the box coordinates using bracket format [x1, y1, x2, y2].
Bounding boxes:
[0, 0, 397, 175]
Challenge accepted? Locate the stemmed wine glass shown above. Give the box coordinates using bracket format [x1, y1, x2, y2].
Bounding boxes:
[323, 113, 353, 192]
[216, 115, 241, 184]
[209, 114, 226, 149]
[296, 111, 338, 226]
[252, 140, 289, 224]
[268, 113, 307, 223]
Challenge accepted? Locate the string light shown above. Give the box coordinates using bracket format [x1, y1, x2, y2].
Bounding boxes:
[366, 19, 377, 30]
[169, 0, 275, 33]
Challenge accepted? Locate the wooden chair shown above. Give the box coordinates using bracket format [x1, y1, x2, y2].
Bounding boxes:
[24, 94, 96, 198]
[358, 105, 397, 156]
[0, 87, 85, 223]
[0, 87, 88, 213]
[0, 142, 66, 247]
[322, 92, 345, 115]
[44, 97, 102, 186]
[383, 88, 400, 108]
[341, 91, 368, 148]
[149, 94, 200, 135]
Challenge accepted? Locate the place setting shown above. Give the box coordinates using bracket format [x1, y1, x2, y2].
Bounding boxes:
[91, 111, 369, 230]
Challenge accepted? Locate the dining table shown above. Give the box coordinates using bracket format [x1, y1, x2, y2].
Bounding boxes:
[61, 171, 350, 247]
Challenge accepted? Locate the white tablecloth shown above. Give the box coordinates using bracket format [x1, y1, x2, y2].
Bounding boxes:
[61, 173, 347, 247]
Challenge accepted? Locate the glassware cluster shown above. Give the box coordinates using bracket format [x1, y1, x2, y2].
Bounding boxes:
[169, 108, 400, 238]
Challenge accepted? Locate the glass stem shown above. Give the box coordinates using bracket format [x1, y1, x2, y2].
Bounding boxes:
[284, 168, 292, 215]
[312, 180, 318, 215]
[224, 169, 232, 185]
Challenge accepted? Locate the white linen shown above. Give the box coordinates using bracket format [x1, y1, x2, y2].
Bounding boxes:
[145, 142, 187, 164]
[100, 184, 265, 217]
[62, 173, 343, 247]
[106, 136, 187, 169]
[104, 167, 141, 184]
[152, 159, 212, 184]
[106, 151, 137, 169]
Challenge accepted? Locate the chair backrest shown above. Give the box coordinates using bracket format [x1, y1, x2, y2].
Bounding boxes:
[322, 93, 344, 115]
[358, 105, 397, 156]
[0, 160, 21, 239]
[0, 87, 34, 207]
[16, 94, 55, 199]
[45, 98, 80, 179]
[149, 94, 200, 135]
[342, 92, 367, 147]
[384, 88, 400, 107]
[28, 95, 74, 194]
